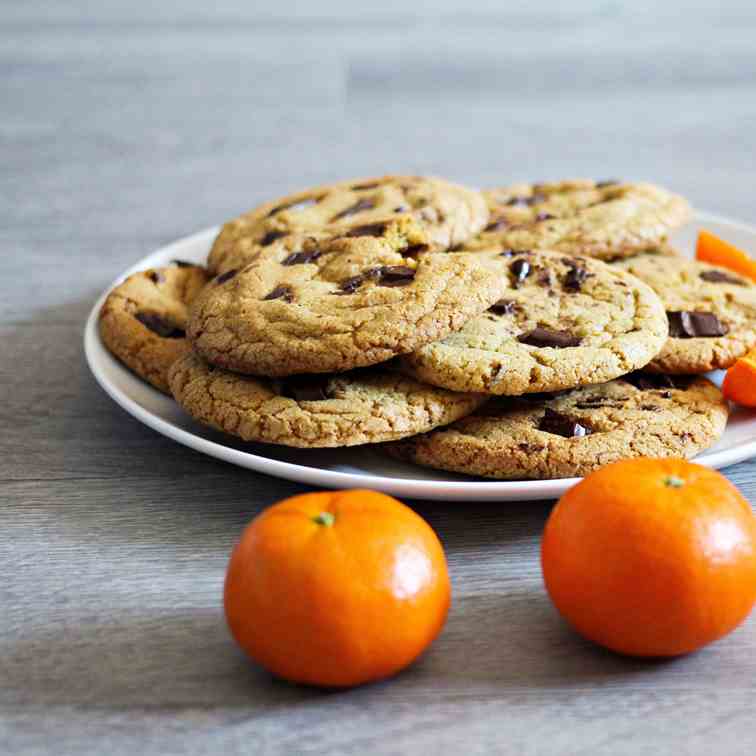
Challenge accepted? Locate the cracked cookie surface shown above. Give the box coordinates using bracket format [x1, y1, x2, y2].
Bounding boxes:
[168, 352, 486, 447]
[612, 252, 756, 373]
[458, 179, 690, 260]
[207, 174, 489, 275]
[399, 250, 668, 395]
[99, 262, 210, 393]
[384, 375, 728, 480]
[189, 235, 507, 376]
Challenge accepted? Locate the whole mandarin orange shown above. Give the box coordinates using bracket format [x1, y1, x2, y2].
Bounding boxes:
[224, 489, 451, 687]
[541, 458, 756, 657]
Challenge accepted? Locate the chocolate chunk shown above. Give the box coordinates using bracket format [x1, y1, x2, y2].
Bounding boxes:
[344, 222, 387, 238]
[537, 269, 554, 288]
[332, 198, 375, 221]
[147, 270, 165, 284]
[563, 261, 590, 292]
[506, 193, 545, 207]
[484, 216, 509, 232]
[263, 284, 294, 302]
[134, 312, 185, 339]
[260, 229, 287, 246]
[215, 268, 239, 285]
[171, 259, 195, 268]
[403, 243, 429, 258]
[535, 212, 555, 222]
[281, 248, 323, 266]
[489, 299, 517, 315]
[596, 179, 620, 188]
[667, 311, 729, 338]
[700, 270, 745, 285]
[640, 404, 662, 412]
[351, 181, 380, 191]
[376, 265, 416, 287]
[538, 408, 592, 438]
[518, 328, 581, 348]
[267, 197, 319, 217]
[276, 376, 331, 402]
[337, 269, 381, 294]
[623, 372, 694, 391]
[393, 204, 409, 213]
[510, 258, 531, 286]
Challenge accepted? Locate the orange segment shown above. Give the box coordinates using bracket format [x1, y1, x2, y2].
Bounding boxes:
[723, 347, 756, 407]
[696, 229, 756, 282]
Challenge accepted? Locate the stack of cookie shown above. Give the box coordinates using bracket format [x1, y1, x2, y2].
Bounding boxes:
[100, 176, 756, 479]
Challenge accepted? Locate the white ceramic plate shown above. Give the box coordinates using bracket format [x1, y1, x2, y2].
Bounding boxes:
[84, 211, 756, 501]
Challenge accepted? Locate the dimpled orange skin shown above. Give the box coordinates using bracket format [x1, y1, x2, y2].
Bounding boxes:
[224, 489, 451, 688]
[541, 459, 756, 657]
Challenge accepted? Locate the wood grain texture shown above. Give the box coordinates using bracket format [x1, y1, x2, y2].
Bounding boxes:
[3, 2, 756, 754]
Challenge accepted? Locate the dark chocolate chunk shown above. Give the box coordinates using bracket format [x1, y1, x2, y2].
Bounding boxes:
[393, 204, 409, 213]
[344, 222, 387, 238]
[484, 216, 509, 232]
[640, 404, 662, 412]
[563, 261, 590, 292]
[215, 268, 239, 285]
[667, 311, 729, 338]
[489, 299, 517, 315]
[510, 258, 531, 286]
[260, 229, 287, 246]
[699, 270, 745, 285]
[574, 397, 626, 409]
[518, 328, 581, 348]
[267, 197, 319, 217]
[538, 408, 592, 438]
[263, 284, 294, 302]
[276, 376, 331, 402]
[134, 312, 185, 339]
[332, 198, 375, 221]
[506, 193, 545, 207]
[537, 269, 554, 288]
[147, 270, 165, 284]
[403, 243, 430, 258]
[351, 181, 380, 191]
[281, 248, 323, 266]
[623, 372, 695, 391]
[171, 259, 195, 268]
[535, 212, 555, 222]
[376, 265, 416, 287]
[596, 179, 620, 188]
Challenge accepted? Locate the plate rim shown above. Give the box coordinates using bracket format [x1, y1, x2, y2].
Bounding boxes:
[83, 210, 756, 501]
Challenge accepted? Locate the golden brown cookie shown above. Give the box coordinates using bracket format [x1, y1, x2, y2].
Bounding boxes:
[99, 262, 209, 393]
[168, 351, 486, 447]
[400, 250, 668, 395]
[189, 234, 507, 376]
[458, 179, 690, 260]
[385, 374, 728, 480]
[207, 175, 488, 275]
[612, 253, 756, 373]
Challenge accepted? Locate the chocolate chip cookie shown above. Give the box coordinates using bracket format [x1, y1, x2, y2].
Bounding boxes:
[99, 262, 210, 393]
[399, 250, 668, 395]
[612, 253, 756, 373]
[207, 175, 489, 275]
[168, 352, 486, 447]
[385, 374, 728, 480]
[458, 180, 690, 260]
[189, 234, 507, 376]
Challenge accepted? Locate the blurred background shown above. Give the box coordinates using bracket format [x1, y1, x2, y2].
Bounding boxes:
[4, 0, 756, 315]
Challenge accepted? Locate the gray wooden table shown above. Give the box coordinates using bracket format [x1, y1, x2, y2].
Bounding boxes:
[3, 2, 756, 753]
